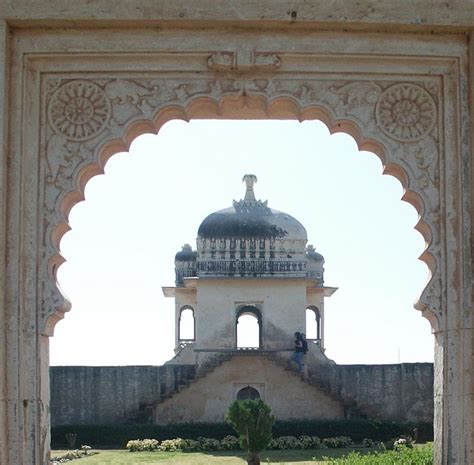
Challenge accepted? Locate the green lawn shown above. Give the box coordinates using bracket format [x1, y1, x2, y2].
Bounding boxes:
[52, 448, 372, 464]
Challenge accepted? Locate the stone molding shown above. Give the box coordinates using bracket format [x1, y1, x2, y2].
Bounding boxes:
[3, 2, 474, 30]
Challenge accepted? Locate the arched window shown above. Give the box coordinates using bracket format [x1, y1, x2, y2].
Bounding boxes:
[178, 306, 195, 345]
[237, 386, 261, 400]
[236, 306, 262, 349]
[306, 306, 321, 342]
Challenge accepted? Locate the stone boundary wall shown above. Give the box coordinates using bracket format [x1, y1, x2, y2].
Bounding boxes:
[318, 363, 434, 422]
[50, 365, 196, 426]
[50, 363, 433, 425]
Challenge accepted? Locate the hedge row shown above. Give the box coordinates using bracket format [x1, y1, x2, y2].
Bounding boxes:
[51, 419, 433, 449]
[126, 435, 356, 452]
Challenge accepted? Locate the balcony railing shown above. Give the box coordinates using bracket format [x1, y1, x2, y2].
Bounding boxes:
[195, 259, 307, 277]
[178, 339, 195, 348]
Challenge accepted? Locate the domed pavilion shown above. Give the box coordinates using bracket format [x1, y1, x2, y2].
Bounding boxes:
[157, 175, 341, 424]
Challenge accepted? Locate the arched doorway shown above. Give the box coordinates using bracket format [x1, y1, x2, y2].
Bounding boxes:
[178, 306, 195, 346]
[236, 306, 262, 349]
[236, 386, 261, 401]
[306, 306, 321, 344]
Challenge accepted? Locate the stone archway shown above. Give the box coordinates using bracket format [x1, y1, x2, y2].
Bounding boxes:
[0, 22, 472, 465]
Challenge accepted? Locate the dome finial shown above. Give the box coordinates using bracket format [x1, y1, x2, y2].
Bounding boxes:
[242, 174, 257, 203]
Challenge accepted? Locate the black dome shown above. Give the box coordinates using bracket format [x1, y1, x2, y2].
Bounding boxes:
[198, 205, 307, 240]
[175, 244, 197, 261]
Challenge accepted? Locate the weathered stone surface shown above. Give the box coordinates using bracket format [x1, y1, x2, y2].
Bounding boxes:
[0, 4, 473, 464]
[318, 363, 434, 422]
[50, 365, 196, 425]
[50, 362, 433, 425]
[2, 1, 474, 30]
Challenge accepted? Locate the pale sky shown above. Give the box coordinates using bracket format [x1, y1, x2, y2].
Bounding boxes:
[50, 120, 433, 366]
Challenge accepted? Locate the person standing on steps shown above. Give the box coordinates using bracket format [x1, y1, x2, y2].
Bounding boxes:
[291, 332, 307, 374]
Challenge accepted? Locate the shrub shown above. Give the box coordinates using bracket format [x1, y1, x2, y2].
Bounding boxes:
[197, 437, 222, 451]
[299, 435, 315, 449]
[322, 436, 353, 449]
[394, 436, 414, 450]
[362, 438, 374, 448]
[159, 438, 185, 452]
[220, 435, 240, 450]
[322, 442, 433, 464]
[51, 420, 433, 448]
[126, 438, 159, 452]
[50, 448, 99, 462]
[269, 436, 301, 450]
[181, 439, 201, 451]
[227, 399, 276, 465]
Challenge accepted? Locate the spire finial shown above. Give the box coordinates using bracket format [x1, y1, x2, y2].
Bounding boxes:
[233, 174, 267, 208]
[242, 174, 257, 203]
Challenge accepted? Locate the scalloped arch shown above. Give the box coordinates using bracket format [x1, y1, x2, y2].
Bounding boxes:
[44, 94, 439, 336]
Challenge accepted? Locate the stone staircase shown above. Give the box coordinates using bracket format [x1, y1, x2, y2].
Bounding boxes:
[266, 352, 364, 419]
[153, 350, 365, 420]
[156, 353, 233, 404]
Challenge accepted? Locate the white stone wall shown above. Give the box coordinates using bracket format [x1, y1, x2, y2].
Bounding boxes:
[195, 279, 308, 350]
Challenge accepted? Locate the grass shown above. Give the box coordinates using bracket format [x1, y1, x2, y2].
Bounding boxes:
[52, 445, 433, 465]
[52, 448, 373, 464]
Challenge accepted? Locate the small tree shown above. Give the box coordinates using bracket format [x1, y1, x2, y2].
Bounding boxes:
[227, 399, 275, 465]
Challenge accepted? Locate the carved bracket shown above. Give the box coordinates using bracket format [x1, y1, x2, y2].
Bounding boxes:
[208, 51, 281, 71]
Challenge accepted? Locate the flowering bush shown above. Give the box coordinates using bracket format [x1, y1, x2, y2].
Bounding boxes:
[394, 436, 414, 450]
[269, 436, 301, 450]
[127, 434, 356, 452]
[181, 439, 201, 451]
[220, 435, 240, 450]
[158, 438, 185, 452]
[323, 436, 353, 449]
[126, 438, 159, 452]
[299, 435, 316, 449]
[50, 448, 99, 464]
[197, 436, 222, 451]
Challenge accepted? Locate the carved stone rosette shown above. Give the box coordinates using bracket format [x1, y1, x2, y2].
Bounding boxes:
[48, 80, 111, 142]
[375, 83, 437, 142]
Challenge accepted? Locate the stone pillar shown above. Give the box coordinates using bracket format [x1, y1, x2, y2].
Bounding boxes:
[0, 19, 8, 465]
[433, 329, 473, 464]
[464, 30, 474, 465]
[0, 19, 49, 463]
[0, 16, 13, 464]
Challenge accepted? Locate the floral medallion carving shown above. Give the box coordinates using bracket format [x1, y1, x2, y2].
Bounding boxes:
[48, 80, 111, 142]
[375, 83, 436, 142]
